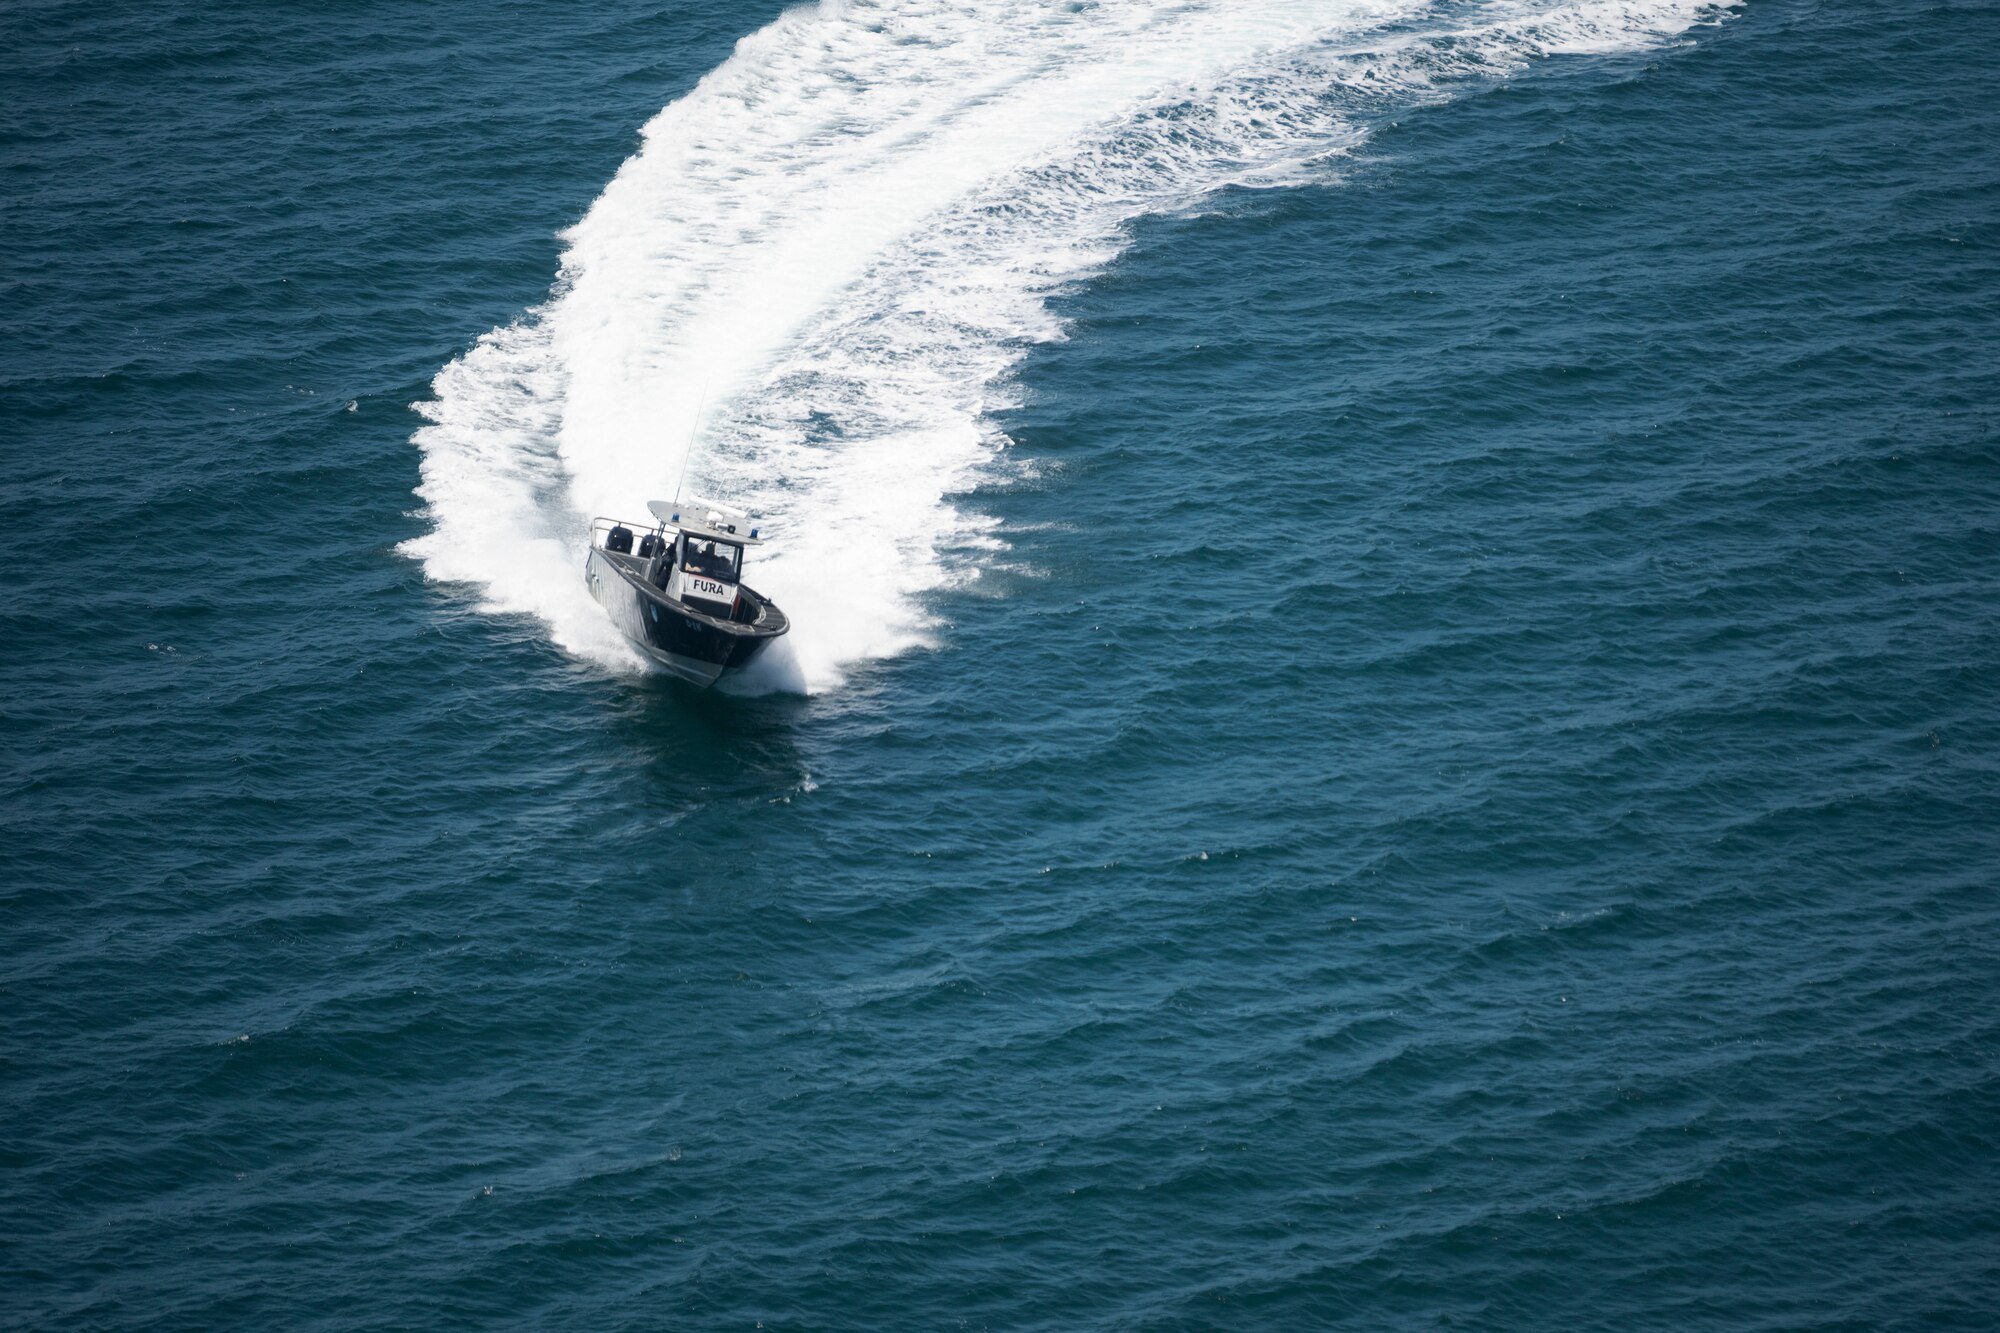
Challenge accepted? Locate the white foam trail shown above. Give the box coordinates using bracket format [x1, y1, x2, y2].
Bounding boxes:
[407, 0, 1731, 691]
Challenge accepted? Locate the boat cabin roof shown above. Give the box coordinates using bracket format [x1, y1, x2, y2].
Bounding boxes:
[646, 498, 764, 545]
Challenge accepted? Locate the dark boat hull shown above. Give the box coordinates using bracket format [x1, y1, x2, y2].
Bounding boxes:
[585, 547, 789, 687]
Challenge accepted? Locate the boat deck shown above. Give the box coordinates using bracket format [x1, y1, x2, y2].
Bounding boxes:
[597, 548, 784, 631]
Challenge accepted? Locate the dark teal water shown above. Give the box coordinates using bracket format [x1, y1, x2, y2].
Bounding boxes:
[5, 1, 1999, 1328]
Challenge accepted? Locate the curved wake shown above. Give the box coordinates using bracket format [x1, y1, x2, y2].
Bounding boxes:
[406, 0, 1730, 692]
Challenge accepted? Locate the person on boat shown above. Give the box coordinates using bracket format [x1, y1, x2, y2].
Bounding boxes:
[687, 540, 727, 579]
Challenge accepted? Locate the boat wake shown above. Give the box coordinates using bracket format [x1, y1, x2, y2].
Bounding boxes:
[405, 0, 1732, 693]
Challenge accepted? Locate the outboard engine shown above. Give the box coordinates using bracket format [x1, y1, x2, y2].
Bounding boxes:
[605, 525, 633, 555]
[636, 532, 663, 559]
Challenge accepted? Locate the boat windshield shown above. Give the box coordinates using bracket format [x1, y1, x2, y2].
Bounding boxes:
[682, 538, 742, 582]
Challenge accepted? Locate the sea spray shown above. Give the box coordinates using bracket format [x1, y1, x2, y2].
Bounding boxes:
[407, 0, 1731, 691]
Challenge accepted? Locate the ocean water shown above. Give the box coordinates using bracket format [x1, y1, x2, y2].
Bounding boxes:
[4, 0, 1999, 1326]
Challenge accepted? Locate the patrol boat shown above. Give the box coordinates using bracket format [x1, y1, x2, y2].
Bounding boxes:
[584, 497, 789, 686]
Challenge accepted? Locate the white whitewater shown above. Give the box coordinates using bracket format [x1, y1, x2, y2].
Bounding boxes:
[407, 0, 1730, 692]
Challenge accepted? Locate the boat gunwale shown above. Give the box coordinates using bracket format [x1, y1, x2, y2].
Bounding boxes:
[591, 543, 789, 641]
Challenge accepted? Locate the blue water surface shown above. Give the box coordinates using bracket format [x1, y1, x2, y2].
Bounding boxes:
[4, 1, 1998, 1328]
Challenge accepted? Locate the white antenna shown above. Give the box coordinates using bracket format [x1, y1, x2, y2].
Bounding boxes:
[671, 384, 711, 506]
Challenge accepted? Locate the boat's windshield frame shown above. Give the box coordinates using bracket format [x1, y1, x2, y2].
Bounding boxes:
[680, 536, 743, 582]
